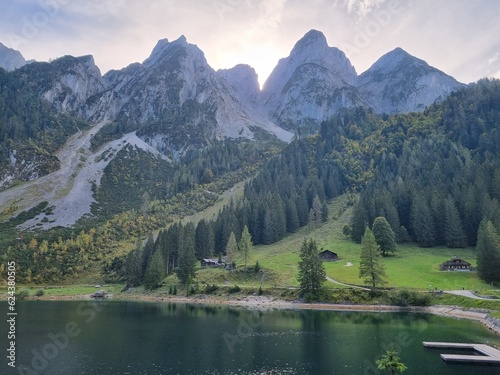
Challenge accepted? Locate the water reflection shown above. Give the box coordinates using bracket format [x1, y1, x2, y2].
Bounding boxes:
[2, 301, 499, 375]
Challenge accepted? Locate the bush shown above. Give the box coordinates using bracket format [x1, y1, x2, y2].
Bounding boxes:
[35, 289, 45, 297]
[228, 285, 241, 293]
[204, 284, 219, 294]
[16, 289, 30, 300]
[388, 289, 432, 306]
[258, 286, 263, 296]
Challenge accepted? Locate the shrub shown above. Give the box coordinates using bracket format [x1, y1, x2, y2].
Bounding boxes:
[258, 286, 263, 296]
[16, 289, 30, 300]
[228, 285, 241, 293]
[35, 289, 45, 297]
[204, 284, 219, 294]
[388, 289, 432, 306]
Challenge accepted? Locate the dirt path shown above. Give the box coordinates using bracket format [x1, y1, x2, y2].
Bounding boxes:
[445, 290, 499, 300]
[325, 276, 370, 290]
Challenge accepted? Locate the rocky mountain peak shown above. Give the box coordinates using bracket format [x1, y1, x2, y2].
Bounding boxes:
[357, 47, 465, 114]
[0, 42, 26, 71]
[290, 29, 329, 56]
[217, 64, 261, 105]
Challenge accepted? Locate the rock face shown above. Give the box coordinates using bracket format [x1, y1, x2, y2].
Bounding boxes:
[357, 48, 465, 114]
[5, 30, 464, 156]
[217, 64, 261, 106]
[0, 43, 26, 71]
[262, 30, 365, 130]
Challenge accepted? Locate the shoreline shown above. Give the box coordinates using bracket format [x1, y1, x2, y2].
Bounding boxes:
[23, 293, 500, 337]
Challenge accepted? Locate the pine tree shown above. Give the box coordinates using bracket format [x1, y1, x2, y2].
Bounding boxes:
[177, 223, 197, 284]
[285, 199, 300, 233]
[476, 220, 500, 283]
[195, 219, 214, 259]
[144, 250, 166, 289]
[125, 242, 144, 287]
[410, 195, 435, 247]
[225, 231, 237, 268]
[141, 233, 155, 279]
[351, 199, 369, 243]
[372, 217, 396, 256]
[376, 347, 408, 375]
[239, 225, 253, 271]
[308, 195, 323, 228]
[444, 197, 467, 248]
[297, 239, 326, 298]
[359, 228, 387, 289]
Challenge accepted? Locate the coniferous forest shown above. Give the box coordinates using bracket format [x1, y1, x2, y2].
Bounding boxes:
[2, 79, 500, 284]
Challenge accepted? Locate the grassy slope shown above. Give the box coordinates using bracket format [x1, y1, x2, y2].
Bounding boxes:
[198, 194, 496, 292]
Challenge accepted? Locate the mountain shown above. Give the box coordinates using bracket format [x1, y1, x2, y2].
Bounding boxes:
[262, 30, 365, 131]
[217, 64, 261, 107]
[0, 43, 26, 71]
[357, 48, 465, 113]
[261, 30, 463, 131]
[0, 30, 468, 230]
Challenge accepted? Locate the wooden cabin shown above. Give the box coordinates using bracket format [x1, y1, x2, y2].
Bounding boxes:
[200, 258, 222, 268]
[440, 256, 472, 271]
[318, 250, 339, 262]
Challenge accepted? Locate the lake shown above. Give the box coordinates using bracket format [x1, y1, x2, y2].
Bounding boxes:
[2, 300, 500, 374]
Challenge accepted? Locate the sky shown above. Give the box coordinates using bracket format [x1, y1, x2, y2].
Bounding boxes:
[0, 0, 499, 88]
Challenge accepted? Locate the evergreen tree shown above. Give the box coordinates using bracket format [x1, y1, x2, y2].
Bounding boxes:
[476, 220, 500, 283]
[410, 195, 435, 247]
[351, 199, 369, 243]
[177, 223, 197, 284]
[125, 241, 144, 287]
[144, 250, 166, 289]
[376, 347, 408, 375]
[141, 233, 155, 278]
[444, 197, 467, 248]
[239, 225, 253, 271]
[308, 195, 323, 228]
[195, 219, 214, 259]
[285, 199, 300, 233]
[297, 239, 326, 298]
[359, 228, 387, 289]
[225, 231, 237, 268]
[372, 217, 396, 256]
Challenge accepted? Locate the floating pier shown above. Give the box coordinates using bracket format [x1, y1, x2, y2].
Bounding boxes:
[423, 341, 500, 365]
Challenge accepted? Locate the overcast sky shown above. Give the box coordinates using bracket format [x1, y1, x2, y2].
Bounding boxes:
[1, 0, 499, 87]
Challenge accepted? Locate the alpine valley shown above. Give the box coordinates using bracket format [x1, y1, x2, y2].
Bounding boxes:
[1, 29, 499, 286]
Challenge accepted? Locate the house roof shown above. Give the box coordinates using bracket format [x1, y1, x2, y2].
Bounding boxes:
[318, 250, 337, 256]
[441, 257, 471, 267]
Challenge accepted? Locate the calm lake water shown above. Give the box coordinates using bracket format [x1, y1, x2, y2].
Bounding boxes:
[2, 300, 500, 375]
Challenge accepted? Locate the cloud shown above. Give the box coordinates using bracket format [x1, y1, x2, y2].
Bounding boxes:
[0, 0, 499, 84]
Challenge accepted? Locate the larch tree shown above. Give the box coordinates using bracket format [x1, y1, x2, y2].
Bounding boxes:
[225, 231, 237, 269]
[359, 227, 387, 289]
[239, 225, 253, 271]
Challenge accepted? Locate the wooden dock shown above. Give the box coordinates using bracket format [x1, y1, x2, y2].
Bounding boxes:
[423, 341, 500, 365]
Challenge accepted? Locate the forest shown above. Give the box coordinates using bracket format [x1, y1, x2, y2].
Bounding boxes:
[2, 78, 500, 284]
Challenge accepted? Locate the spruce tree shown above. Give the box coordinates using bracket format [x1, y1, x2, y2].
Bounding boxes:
[125, 242, 144, 287]
[444, 197, 467, 248]
[144, 250, 166, 289]
[351, 199, 369, 243]
[177, 223, 197, 284]
[410, 195, 435, 247]
[297, 239, 326, 298]
[476, 220, 500, 283]
[372, 217, 396, 256]
[359, 228, 387, 289]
